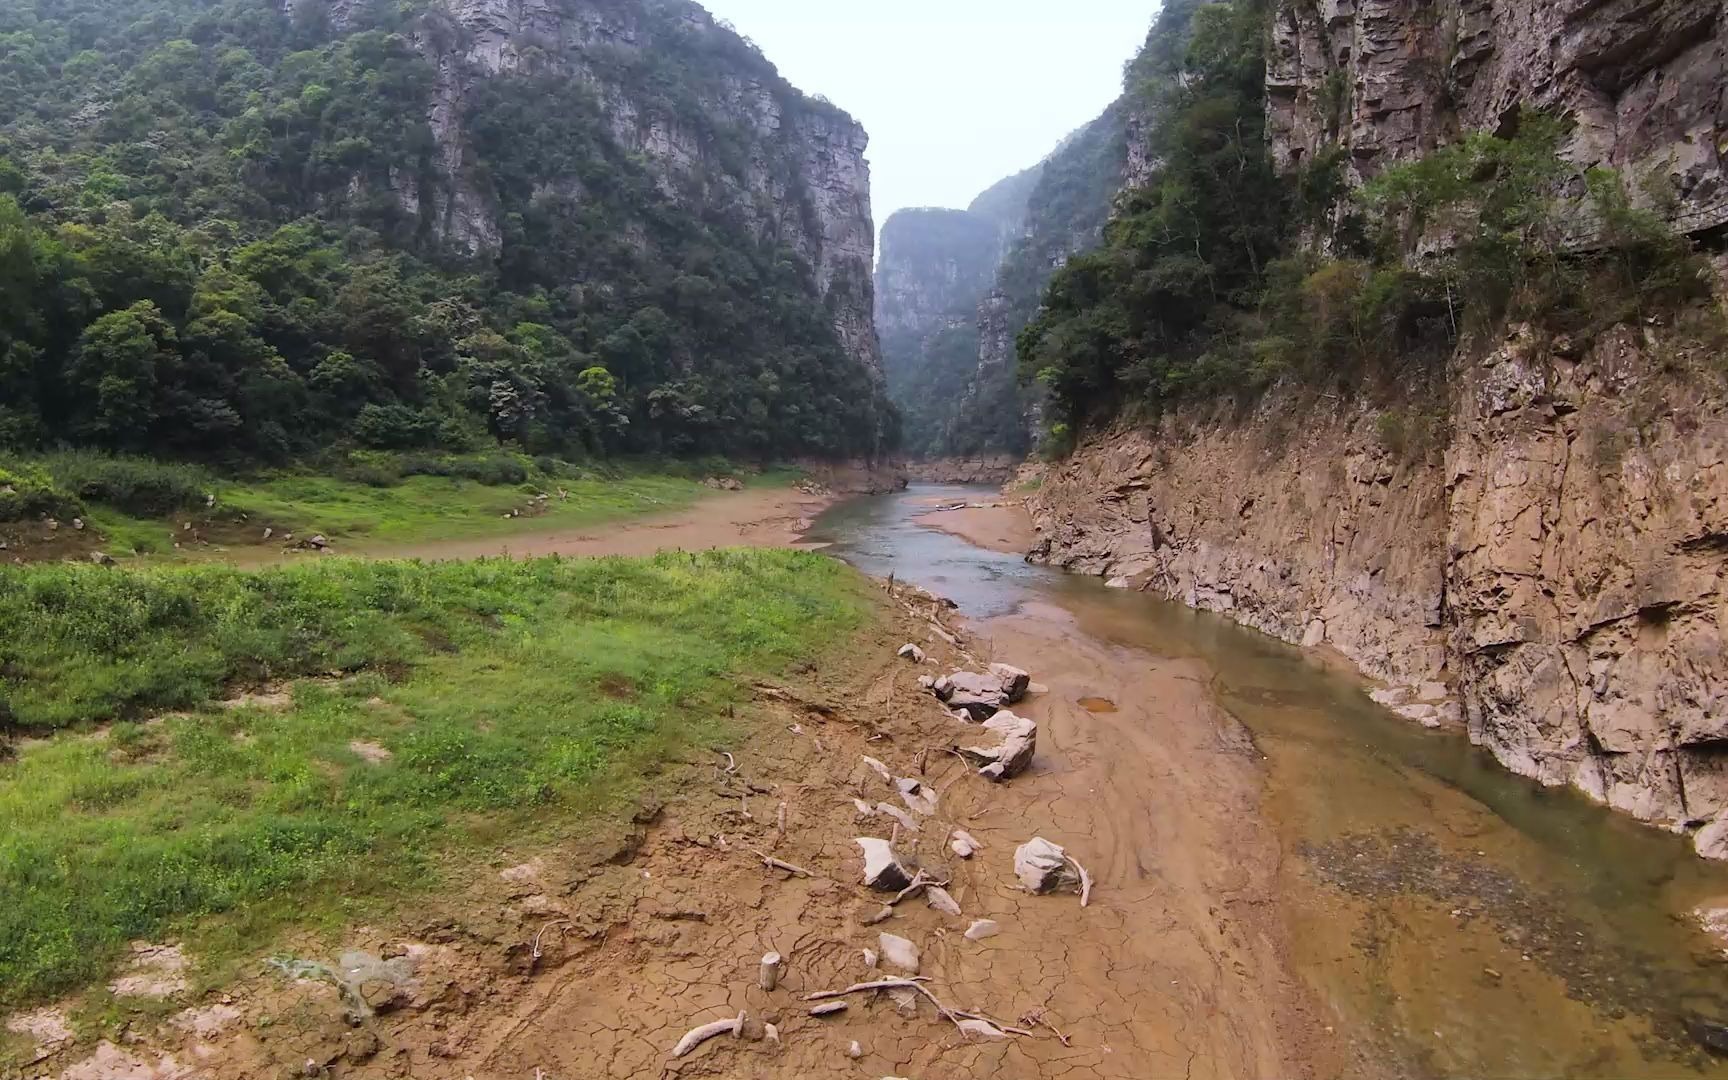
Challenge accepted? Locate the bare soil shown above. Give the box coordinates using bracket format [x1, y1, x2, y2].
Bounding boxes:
[20, 573, 1341, 1080]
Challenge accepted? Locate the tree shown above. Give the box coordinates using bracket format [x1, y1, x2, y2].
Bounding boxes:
[68, 301, 178, 450]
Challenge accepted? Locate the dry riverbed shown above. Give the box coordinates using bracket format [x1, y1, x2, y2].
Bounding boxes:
[6, 571, 1340, 1079]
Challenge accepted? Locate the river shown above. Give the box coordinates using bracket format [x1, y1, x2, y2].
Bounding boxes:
[814, 484, 1728, 1078]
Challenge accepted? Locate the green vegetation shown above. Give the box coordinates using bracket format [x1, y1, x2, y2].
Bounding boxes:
[1017, 0, 1720, 446]
[0, 549, 869, 1005]
[0, 449, 789, 556]
[0, 0, 894, 466]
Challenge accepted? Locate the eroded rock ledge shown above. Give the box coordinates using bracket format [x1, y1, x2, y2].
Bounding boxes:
[1029, 323, 1728, 852]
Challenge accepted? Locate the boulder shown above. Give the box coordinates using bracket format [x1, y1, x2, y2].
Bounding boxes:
[957, 711, 1037, 781]
[1015, 837, 1080, 895]
[938, 671, 1008, 721]
[1697, 813, 1728, 861]
[856, 838, 912, 891]
[989, 663, 1031, 703]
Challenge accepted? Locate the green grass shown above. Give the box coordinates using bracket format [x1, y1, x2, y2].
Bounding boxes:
[0, 549, 869, 1007]
[0, 450, 799, 558]
[219, 470, 707, 546]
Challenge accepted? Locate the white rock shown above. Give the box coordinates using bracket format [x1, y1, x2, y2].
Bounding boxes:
[950, 829, 980, 859]
[847, 1040, 863, 1059]
[958, 711, 1037, 780]
[877, 932, 920, 973]
[1106, 576, 1131, 589]
[856, 838, 913, 891]
[925, 886, 962, 916]
[1301, 618, 1326, 647]
[896, 777, 938, 815]
[861, 756, 894, 784]
[964, 919, 1000, 941]
[897, 643, 927, 663]
[956, 1018, 1008, 1040]
[875, 801, 921, 834]
[1698, 813, 1728, 860]
[1015, 837, 1079, 894]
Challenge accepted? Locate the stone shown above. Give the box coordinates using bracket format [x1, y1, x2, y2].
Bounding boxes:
[1697, 814, 1728, 861]
[957, 711, 1037, 781]
[988, 663, 1031, 703]
[877, 932, 919, 973]
[897, 643, 927, 663]
[924, 886, 962, 916]
[856, 838, 913, 891]
[949, 829, 981, 859]
[964, 919, 1000, 941]
[1014, 837, 1079, 895]
[874, 801, 920, 834]
[1302, 619, 1326, 647]
[896, 777, 939, 816]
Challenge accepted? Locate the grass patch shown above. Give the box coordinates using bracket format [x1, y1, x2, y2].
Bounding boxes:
[0, 549, 869, 1008]
[0, 450, 799, 557]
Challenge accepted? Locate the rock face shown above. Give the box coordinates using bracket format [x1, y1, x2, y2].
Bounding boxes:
[290, 0, 883, 381]
[1268, 0, 1728, 234]
[1030, 323, 1728, 841]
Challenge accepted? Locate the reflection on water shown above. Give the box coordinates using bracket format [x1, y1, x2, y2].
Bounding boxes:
[817, 485, 1728, 1078]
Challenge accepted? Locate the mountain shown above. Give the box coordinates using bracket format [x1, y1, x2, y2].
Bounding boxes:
[873, 55, 1149, 461]
[0, 0, 892, 462]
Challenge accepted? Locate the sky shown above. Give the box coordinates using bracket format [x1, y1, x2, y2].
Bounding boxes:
[696, 1, 1156, 233]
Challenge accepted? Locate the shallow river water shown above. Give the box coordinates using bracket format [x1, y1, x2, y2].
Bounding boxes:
[814, 484, 1728, 1079]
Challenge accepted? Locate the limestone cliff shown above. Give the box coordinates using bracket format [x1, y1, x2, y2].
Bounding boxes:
[1031, 319, 1728, 845]
[1028, 0, 1728, 851]
[290, 0, 882, 381]
[1268, 0, 1728, 234]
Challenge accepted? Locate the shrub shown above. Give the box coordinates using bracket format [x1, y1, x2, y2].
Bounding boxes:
[0, 464, 83, 522]
[38, 451, 211, 517]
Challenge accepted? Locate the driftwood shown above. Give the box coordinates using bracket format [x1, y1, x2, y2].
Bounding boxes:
[808, 1001, 849, 1017]
[759, 952, 783, 991]
[670, 1011, 744, 1057]
[750, 849, 813, 878]
[717, 751, 737, 775]
[1070, 854, 1094, 908]
[889, 870, 950, 907]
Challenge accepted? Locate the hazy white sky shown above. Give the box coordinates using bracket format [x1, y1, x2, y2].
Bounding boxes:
[697, 1, 1155, 232]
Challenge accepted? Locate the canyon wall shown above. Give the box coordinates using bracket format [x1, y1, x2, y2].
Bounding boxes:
[1267, 0, 1728, 234]
[1032, 321, 1728, 848]
[1026, 0, 1728, 850]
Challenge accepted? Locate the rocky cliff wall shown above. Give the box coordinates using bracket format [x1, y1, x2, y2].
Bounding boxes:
[1030, 322, 1728, 851]
[298, 0, 883, 379]
[1268, 0, 1728, 234]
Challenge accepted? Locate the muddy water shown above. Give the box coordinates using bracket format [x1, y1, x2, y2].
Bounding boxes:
[815, 485, 1728, 1078]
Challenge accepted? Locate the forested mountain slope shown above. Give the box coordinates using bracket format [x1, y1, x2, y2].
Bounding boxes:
[0, 0, 892, 463]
